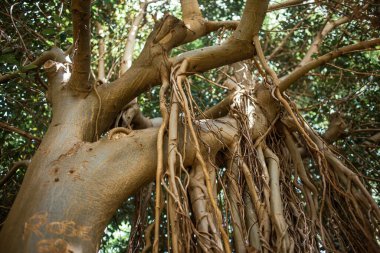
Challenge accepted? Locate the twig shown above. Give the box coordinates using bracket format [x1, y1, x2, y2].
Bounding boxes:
[0, 160, 30, 187]
[0, 122, 41, 142]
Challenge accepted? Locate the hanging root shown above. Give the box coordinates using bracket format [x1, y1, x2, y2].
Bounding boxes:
[145, 39, 379, 252]
[153, 67, 171, 253]
[252, 35, 380, 252]
[175, 60, 231, 253]
[189, 161, 223, 252]
[226, 144, 246, 253]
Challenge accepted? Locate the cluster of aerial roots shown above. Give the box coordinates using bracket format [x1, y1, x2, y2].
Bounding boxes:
[124, 45, 380, 253]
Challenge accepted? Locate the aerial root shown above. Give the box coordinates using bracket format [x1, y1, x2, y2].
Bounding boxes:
[189, 161, 223, 252]
[147, 53, 379, 252]
[175, 60, 231, 253]
[264, 146, 293, 252]
[153, 67, 170, 253]
[226, 144, 246, 253]
[251, 34, 380, 252]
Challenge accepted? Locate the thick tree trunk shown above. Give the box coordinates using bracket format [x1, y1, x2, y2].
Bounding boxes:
[0, 104, 161, 252]
[0, 96, 239, 252]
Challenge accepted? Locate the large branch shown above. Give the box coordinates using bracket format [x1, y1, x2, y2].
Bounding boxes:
[268, 0, 306, 12]
[0, 47, 67, 84]
[69, 0, 92, 92]
[232, 0, 269, 41]
[279, 38, 380, 91]
[169, 1, 270, 120]
[97, 117, 237, 194]
[92, 1, 269, 136]
[171, 39, 255, 73]
[181, 0, 202, 21]
[204, 20, 239, 32]
[172, 0, 270, 69]
[119, 0, 156, 75]
[95, 21, 106, 83]
[94, 15, 240, 134]
[203, 0, 307, 34]
[0, 121, 42, 142]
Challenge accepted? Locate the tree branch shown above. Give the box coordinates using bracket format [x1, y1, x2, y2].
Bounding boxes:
[96, 0, 269, 135]
[323, 113, 347, 143]
[268, 0, 306, 12]
[0, 160, 30, 187]
[279, 38, 380, 91]
[204, 20, 239, 33]
[232, 0, 269, 41]
[69, 0, 92, 92]
[268, 15, 307, 60]
[202, 93, 235, 119]
[180, 0, 202, 21]
[0, 121, 42, 142]
[95, 21, 106, 83]
[171, 39, 255, 73]
[203, 0, 308, 34]
[0, 47, 68, 84]
[120, 0, 154, 75]
[202, 0, 309, 35]
[299, 16, 350, 66]
[96, 14, 241, 134]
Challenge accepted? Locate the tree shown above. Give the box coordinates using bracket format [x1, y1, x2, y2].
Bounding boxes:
[0, 0, 379, 252]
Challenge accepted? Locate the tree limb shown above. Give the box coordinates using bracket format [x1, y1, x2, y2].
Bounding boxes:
[69, 0, 92, 92]
[204, 20, 239, 33]
[232, 0, 269, 41]
[362, 132, 380, 147]
[279, 38, 380, 91]
[300, 16, 350, 66]
[93, 0, 269, 136]
[322, 113, 347, 143]
[180, 0, 202, 21]
[0, 160, 30, 187]
[203, 0, 309, 34]
[0, 122, 42, 142]
[95, 21, 106, 83]
[268, 15, 307, 60]
[120, 0, 154, 75]
[171, 39, 255, 75]
[97, 12, 252, 135]
[268, 0, 306, 12]
[202, 93, 235, 119]
[0, 47, 68, 84]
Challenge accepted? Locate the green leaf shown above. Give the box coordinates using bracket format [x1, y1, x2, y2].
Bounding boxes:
[21, 64, 38, 71]
[46, 40, 55, 46]
[41, 28, 55, 36]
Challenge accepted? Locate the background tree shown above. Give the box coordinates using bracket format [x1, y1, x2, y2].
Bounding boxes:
[0, 0, 379, 252]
